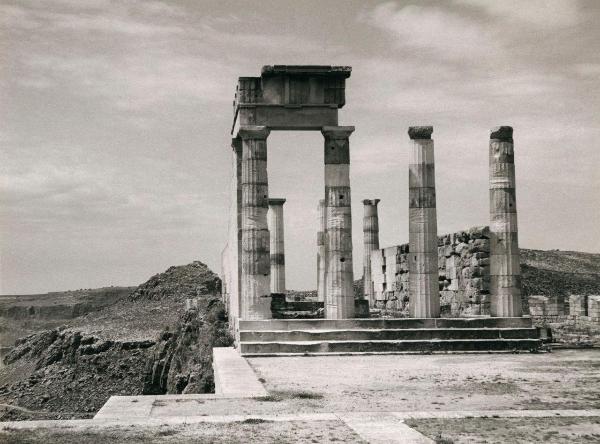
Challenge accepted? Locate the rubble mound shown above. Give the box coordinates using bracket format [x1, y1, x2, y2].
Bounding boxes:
[129, 261, 221, 302]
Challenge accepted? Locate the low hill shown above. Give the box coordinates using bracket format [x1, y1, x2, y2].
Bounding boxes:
[521, 249, 600, 301]
[0, 261, 231, 421]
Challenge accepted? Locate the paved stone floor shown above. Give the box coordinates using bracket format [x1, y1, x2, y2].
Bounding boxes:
[2, 349, 600, 443]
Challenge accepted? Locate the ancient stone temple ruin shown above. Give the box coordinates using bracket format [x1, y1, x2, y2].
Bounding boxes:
[221, 65, 541, 356]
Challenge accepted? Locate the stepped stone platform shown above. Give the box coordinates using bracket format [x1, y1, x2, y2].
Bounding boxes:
[237, 317, 542, 356]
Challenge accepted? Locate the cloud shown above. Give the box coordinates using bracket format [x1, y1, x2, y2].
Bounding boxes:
[365, 2, 502, 61]
[455, 0, 582, 29]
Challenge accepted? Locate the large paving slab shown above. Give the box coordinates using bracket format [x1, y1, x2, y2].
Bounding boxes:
[339, 412, 433, 443]
[212, 347, 268, 397]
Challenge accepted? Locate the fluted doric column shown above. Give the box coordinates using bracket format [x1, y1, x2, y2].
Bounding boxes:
[408, 126, 440, 318]
[489, 126, 523, 317]
[228, 137, 243, 320]
[316, 198, 326, 303]
[268, 198, 286, 294]
[362, 199, 380, 307]
[239, 125, 271, 319]
[323, 126, 355, 319]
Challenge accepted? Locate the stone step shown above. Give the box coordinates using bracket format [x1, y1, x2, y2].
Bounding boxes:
[239, 327, 539, 342]
[239, 338, 542, 355]
[238, 317, 533, 331]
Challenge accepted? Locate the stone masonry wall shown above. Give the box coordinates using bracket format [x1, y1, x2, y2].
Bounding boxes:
[371, 226, 491, 316]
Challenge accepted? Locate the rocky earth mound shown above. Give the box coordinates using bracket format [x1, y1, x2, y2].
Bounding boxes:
[0, 261, 231, 421]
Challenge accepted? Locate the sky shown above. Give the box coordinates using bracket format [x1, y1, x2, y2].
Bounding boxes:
[1, 0, 599, 295]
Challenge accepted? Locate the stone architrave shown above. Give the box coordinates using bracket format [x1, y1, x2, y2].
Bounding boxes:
[323, 126, 355, 319]
[362, 199, 380, 307]
[489, 126, 523, 317]
[268, 198, 286, 294]
[317, 199, 327, 303]
[239, 125, 272, 320]
[408, 126, 440, 318]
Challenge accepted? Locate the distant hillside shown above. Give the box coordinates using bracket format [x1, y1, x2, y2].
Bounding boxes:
[521, 249, 600, 301]
[0, 287, 134, 349]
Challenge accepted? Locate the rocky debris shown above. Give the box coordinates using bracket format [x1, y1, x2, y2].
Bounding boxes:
[143, 297, 232, 395]
[129, 261, 220, 302]
[0, 261, 230, 421]
[0, 329, 154, 421]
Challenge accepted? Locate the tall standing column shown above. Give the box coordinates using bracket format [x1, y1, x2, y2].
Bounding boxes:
[323, 126, 355, 319]
[489, 126, 523, 317]
[228, 137, 243, 321]
[238, 125, 272, 320]
[408, 126, 440, 318]
[362, 199, 380, 307]
[316, 199, 327, 303]
[268, 198, 286, 294]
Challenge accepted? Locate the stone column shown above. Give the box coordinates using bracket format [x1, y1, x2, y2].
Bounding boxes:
[322, 126, 355, 319]
[408, 126, 440, 318]
[238, 125, 272, 320]
[362, 199, 380, 307]
[268, 198, 286, 294]
[229, 137, 243, 320]
[489, 126, 523, 317]
[316, 199, 326, 303]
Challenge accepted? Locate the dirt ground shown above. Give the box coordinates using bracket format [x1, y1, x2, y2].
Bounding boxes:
[246, 349, 600, 414]
[0, 420, 364, 444]
[407, 416, 600, 444]
[83, 349, 600, 418]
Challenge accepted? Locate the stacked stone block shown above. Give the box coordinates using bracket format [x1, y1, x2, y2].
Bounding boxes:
[528, 295, 564, 318]
[588, 295, 600, 322]
[569, 294, 587, 317]
[370, 226, 492, 315]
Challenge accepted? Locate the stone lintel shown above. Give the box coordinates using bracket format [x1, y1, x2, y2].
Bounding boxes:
[322, 126, 355, 138]
[237, 125, 270, 140]
[408, 126, 433, 140]
[261, 65, 351, 78]
[268, 198, 286, 206]
[362, 199, 381, 206]
[490, 126, 514, 142]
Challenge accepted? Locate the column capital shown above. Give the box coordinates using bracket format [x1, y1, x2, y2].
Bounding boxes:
[362, 199, 380, 206]
[231, 137, 242, 152]
[490, 126, 513, 142]
[408, 126, 433, 140]
[238, 125, 270, 140]
[268, 198, 286, 206]
[321, 126, 355, 139]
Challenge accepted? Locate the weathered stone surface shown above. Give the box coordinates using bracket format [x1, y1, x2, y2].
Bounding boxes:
[369, 227, 493, 316]
[239, 126, 271, 320]
[408, 129, 439, 318]
[490, 126, 513, 142]
[408, 126, 433, 140]
[323, 126, 355, 319]
[489, 126, 522, 317]
[362, 199, 380, 307]
[268, 198, 286, 294]
[569, 294, 588, 317]
[317, 199, 327, 303]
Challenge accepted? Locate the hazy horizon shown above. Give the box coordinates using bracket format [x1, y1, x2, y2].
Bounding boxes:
[2, 0, 599, 295]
